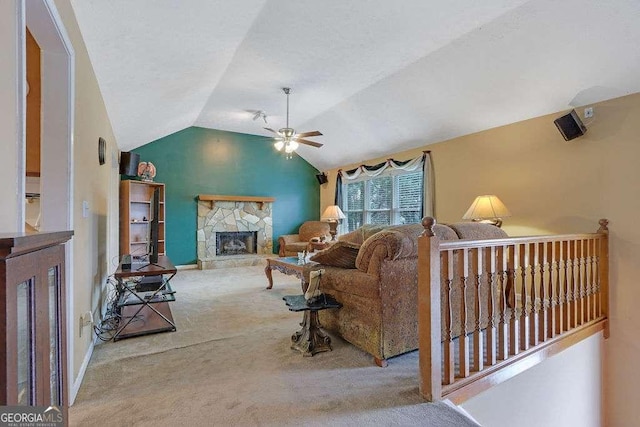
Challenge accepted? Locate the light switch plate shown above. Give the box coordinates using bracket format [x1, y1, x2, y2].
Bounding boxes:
[82, 200, 89, 218]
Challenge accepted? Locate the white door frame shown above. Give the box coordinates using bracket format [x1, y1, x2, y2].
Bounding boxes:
[24, 0, 75, 405]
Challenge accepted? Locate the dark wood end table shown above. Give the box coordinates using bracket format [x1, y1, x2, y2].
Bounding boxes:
[283, 294, 341, 357]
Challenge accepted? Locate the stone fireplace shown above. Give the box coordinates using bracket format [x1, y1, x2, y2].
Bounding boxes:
[196, 195, 274, 269]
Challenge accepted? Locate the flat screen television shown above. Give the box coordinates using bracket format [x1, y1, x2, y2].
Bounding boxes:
[148, 187, 160, 264]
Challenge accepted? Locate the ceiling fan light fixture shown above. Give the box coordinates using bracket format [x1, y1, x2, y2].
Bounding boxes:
[280, 128, 295, 138]
[264, 87, 323, 156]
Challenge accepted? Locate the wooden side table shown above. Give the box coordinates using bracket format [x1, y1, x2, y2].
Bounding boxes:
[283, 294, 342, 357]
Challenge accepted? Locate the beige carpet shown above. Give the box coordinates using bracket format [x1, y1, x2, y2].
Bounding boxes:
[70, 265, 478, 426]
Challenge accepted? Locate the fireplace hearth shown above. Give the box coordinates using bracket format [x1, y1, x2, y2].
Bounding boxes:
[216, 231, 258, 256]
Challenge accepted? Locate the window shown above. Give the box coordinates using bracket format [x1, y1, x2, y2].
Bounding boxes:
[342, 169, 423, 232]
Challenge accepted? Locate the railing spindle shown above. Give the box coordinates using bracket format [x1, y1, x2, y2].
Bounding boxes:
[569, 240, 578, 329]
[518, 244, 530, 351]
[485, 246, 497, 366]
[594, 238, 601, 317]
[531, 242, 540, 346]
[561, 240, 570, 333]
[577, 239, 586, 325]
[498, 246, 509, 360]
[509, 244, 519, 356]
[443, 250, 455, 385]
[588, 238, 595, 321]
[472, 248, 484, 372]
[458, 248, 470, 378]
[574, 240, 582, 327]
[549, 241, 558, 338]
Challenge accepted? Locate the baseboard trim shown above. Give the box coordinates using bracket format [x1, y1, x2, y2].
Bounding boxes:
[69, 335, 96, 406]
[176, 264, 198, 270]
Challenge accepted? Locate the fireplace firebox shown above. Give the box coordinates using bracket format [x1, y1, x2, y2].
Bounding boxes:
[215, 231, 258, 256]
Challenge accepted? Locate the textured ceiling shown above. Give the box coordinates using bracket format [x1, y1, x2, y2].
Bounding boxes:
[71, 0, 640, 170]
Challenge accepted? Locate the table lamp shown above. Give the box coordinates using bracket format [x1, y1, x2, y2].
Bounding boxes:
[462, 195, 511, 227]
[321, 205, 346, 240]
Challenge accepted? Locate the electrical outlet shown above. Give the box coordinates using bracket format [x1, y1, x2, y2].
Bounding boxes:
[79, 311, 94, 338]
[584, 107, 594, 119]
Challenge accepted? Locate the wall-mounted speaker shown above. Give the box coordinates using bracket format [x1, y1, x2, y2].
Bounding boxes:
[554, 109, 587, 141]
[119, 151, 140, 176]
[315, 172, 328, 185]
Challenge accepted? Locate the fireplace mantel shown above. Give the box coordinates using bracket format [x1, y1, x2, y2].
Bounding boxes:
[197, 194, 275, 210]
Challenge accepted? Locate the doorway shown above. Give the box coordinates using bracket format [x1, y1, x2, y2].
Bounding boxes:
[24, 0, 75, 404]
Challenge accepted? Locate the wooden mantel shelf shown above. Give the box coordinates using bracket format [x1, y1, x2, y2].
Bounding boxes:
[197, 194, 275, 210]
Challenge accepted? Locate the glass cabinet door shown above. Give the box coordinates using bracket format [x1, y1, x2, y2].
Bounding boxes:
[48, 266, 62, 406]
[16, 279, 34, 406]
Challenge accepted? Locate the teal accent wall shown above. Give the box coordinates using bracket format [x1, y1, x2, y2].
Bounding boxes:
[131, 127, 320, 265]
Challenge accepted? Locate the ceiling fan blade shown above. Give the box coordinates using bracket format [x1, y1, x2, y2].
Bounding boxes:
[296, 131, 323, 138]
[296, 138, 323, 148]
[264, 127, 280, 135]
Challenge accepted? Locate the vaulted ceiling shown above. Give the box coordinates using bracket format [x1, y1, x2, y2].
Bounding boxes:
[70, 0, 640, 171]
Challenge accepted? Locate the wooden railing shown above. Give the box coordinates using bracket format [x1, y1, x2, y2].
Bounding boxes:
[417, 218, 609, 404]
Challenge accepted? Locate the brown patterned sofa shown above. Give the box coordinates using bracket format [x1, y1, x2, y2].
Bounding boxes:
[308, 221, 507, 366]
[278, 221, 331, 257]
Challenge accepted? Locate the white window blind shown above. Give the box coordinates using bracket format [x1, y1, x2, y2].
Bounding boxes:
[343, 169, 422, 232]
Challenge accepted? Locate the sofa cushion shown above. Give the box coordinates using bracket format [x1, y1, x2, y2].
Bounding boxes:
[309, 241, 360, 269]
[448, 222, 508, 240]
[338, 224, 389, 245]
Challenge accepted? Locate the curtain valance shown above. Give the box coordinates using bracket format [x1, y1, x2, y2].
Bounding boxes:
[335, 151, 434, 218]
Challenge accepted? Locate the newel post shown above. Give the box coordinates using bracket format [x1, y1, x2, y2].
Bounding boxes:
[418, 217, 442, 401]
[597, 219, 610, 338]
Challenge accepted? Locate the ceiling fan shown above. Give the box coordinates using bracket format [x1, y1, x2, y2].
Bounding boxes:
[264, 87, 323, 158]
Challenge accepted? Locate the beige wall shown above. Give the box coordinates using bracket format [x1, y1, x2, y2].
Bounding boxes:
[53, 0, 120, 392]
[321, 92, 640, 425]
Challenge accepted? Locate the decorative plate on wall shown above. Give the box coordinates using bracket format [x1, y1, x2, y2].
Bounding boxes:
[137, 161, 156, 181]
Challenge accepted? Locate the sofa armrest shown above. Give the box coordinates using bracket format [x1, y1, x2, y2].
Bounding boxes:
[355, 229, 415, 274]
[279, 234, 300, 244]
[278, 234, 300, 257]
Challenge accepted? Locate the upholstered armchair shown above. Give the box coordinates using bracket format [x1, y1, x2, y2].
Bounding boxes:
[278, 221, 331, 257]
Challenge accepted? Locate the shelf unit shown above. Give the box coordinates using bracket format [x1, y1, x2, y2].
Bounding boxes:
[119, 180, 166, 258]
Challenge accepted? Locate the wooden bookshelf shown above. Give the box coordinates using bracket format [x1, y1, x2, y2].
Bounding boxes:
[119, 180, 166, 258]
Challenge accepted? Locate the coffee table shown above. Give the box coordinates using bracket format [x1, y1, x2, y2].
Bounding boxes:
[264, 256, 317, 290]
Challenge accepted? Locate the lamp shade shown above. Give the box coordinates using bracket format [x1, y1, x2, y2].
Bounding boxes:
[321, 205, 346, 221]
[462, 195, 511, 220]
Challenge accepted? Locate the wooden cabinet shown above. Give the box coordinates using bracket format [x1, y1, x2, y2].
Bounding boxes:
[119, 180, 166, 258]
[0, 231, 73, 416]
